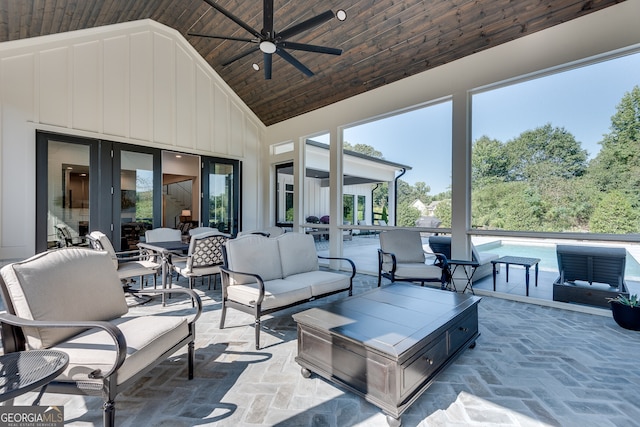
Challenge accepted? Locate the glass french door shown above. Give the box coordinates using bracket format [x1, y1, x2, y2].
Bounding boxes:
[118, 150, 159, 250]
[37, 133, 162, 253]
[202, 158, 240, 235]
[37, 132, 240, 251]
[36, 136, 96, 252]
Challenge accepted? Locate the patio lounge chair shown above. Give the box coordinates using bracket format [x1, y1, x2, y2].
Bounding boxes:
[378, 229, 448, 288]
[553, 244, 629, 307]
[0, 247, 202, 427]
[427, 235, 499, 281]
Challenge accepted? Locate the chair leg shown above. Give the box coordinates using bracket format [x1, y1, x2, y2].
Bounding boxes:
[377, 272, 382, 287]
[219, 302, 227, 329]
[255, 317, 261, 350]
[103, 400, 115, 427]
[188, 340, 195, 380]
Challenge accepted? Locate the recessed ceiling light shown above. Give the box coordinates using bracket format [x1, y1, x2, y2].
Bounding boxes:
[252, 63, 260, 71]
[175, 155, 182, 158]
[336, 9, 347, 21]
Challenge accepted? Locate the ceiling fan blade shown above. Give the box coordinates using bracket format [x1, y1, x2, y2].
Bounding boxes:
[278, 10, 335, 40]
[279, 41, 342, 56]
[202, 0, 262, 39]
[263, 0, 274, 36]
[276, 48, 314, 77]
[264, 52, 272, 80]
[222, 45, 260, 66]
[188, 32, 256, 43]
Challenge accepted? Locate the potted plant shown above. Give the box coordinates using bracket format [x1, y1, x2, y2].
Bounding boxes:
[607, 294, 640, 331]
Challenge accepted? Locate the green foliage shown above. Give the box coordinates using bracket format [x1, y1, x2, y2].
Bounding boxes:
[396, 202, 421, 227]
[136, 191, 153, 220]
[343, 141, 383, 158]
[607, 294, 640, 307]
[434, 200, 451, 228]
[471, 87, 640, 234]
[589, 191, 639, 233]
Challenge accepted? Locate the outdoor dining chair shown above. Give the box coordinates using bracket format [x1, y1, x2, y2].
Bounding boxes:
[172, 231, 230, 291]
[87, 231, 160, 290]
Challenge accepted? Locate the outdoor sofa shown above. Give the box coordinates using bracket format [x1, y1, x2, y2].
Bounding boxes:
[220, 232, 355, 349]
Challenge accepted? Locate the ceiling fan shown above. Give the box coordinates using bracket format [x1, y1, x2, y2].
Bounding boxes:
[189, 0, 346, 79]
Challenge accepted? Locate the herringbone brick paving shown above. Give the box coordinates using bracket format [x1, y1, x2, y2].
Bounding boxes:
[8, 273, 640, 426]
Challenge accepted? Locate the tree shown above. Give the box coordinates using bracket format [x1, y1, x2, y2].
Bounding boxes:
[343, 141, 383, 158]
[589, 190, 639, 233]
[434, 200, 451, 228]
[396, 202, 421, 227]
[504, 124, 588, 183]
[472, 135, 508, 188]
[587, 85, 640, 205]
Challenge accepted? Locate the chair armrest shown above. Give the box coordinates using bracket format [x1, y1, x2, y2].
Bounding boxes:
[128, 288, 203, 323]
[377, 249, 398, 273]
[0, 313, 127, 380]
[430, 252, 449, 270]
[317, 256, 356, 279]
[219, 267, 267, 306]
[115, 249, 148, 262]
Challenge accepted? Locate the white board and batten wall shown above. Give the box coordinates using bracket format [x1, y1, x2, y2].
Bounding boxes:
[0, 19, 266, 260]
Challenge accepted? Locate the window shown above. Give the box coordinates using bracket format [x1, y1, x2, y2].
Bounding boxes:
[471, 50, 640, 234]
[343, 100, 452, 227]
[343, 194, 354, 223]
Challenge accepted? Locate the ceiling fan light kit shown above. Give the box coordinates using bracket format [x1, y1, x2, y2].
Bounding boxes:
[191, 0, 345, 79]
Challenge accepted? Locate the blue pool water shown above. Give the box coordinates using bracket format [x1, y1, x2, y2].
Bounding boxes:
[475, 241, 640, 279]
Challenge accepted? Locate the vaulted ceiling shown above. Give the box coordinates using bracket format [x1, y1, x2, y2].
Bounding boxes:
[0, 0, 624, 126]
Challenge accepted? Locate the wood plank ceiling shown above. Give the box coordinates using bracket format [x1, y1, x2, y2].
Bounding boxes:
[0, 0, 625, 126]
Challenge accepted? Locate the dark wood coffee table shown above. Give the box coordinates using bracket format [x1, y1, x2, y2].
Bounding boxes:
[491, 256, 540, 296]
[293, 283, 481, 426]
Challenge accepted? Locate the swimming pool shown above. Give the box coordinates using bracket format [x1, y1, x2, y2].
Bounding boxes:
[475, 240, 640, 280]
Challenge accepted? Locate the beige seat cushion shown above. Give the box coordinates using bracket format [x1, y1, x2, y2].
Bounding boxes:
[116, 260, 159, 279]
[51, 315, 189, 385]
[226, 279, 312, 310]
[393, 263, 443, 280]
[284, 271, 350, 297]
[0, 248, 128, 349]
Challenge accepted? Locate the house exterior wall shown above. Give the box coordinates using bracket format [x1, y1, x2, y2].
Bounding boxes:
[0, 20, 265, 260]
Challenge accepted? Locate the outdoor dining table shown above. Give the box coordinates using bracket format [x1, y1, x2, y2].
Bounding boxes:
[137, 240, 189, 306]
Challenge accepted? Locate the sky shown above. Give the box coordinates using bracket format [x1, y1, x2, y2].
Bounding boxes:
[315, 50, 640, 195]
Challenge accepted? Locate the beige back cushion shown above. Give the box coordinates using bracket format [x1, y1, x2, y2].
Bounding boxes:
[145, 228, 181, 242]
[380, 229, 426, 263]
[0, 248, 128, 349]
[224, 235, 282, 284]
[277, 233, 319, 277]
